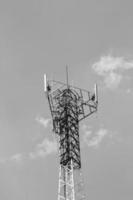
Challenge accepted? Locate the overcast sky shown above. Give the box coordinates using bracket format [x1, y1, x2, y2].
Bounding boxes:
[0, 0, 133, 199]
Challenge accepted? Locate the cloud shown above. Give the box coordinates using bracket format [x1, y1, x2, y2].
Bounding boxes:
[36, 116, 51, 128]
[29, 138, 57, 159]
[126, 88, 133, 94]
[92, 55, 133, 89]
[0, 153, 24, 165]
[104, 72, 122, 89]
[82, 124, 92, 143]
[87, 129, 108, 148]
[0, 138, 57, 164]
[10, 153, 23, 163]
[82, 126, 110, 148]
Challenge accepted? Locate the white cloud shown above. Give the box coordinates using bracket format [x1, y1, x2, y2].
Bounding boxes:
[126, 88, 133, 94]
[82, 126, 110, 148]
[36, 116, 51, 128]
[81, 124, 92, 143]
[92, 55, 133, 89]
[10, 153, 23, 163]
[0, 153, 24, 165]
[104, 72, 122, 89]
[0, 138, 57, 164]
[29, 138, 57, 159]
[87, 129, 108, 148]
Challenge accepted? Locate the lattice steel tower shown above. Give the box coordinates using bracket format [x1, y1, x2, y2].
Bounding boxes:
[44, 68, 98, 200]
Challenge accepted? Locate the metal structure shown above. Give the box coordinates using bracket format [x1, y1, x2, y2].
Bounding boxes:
[44, 69, 98, 200]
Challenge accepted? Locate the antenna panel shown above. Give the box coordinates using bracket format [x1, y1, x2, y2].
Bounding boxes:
[44, 74, 47, 92]
[94, 83, 98, 103]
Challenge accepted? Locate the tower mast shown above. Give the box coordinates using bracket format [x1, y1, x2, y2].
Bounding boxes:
[44, 69, 98, 200]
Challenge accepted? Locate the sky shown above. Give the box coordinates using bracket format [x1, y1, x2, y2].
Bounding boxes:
[0, 0, 133, 199]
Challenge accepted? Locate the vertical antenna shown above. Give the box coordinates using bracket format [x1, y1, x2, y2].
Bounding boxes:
[66, 65, 69, 88]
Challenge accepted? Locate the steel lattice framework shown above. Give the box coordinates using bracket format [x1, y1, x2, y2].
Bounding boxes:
[44, 73, 98, 200]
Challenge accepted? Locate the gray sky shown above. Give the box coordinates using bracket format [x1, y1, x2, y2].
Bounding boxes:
[0, 0, 133, 199]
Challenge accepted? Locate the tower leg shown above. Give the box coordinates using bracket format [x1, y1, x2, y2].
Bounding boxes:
[58, 160, 85, 200]
[58, 160, 75, 200]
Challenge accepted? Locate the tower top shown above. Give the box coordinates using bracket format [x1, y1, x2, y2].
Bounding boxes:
[44, 69, 98, 140]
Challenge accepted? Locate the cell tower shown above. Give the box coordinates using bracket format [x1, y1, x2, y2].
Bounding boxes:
[44, 67, 98, 200]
